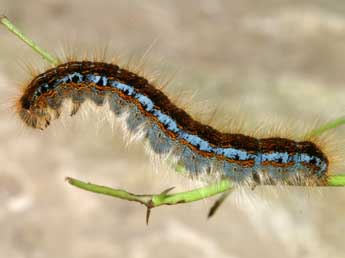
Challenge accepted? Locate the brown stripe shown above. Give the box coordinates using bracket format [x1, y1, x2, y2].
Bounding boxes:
[21, 61, 329, 170]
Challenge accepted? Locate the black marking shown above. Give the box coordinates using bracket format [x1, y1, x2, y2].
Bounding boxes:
[72, 74, 81, 83]
[96, 76, 104, 86]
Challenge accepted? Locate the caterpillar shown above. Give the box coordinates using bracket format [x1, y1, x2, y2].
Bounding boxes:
[16, 60, 331, 187]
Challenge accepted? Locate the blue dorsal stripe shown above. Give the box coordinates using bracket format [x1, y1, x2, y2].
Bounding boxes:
[262, 152, 292, 163]
[40, 72, 327, 176]
[135, 94, 154, 111]
[153, 110, 180, 133]
[86, 74, 101, 83]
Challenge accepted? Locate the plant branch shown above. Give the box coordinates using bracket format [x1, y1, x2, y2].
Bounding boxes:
[0, 15, 58, 65]
[66, 177, 232, 223]
[306, 116, 345, 138]
[66, 174, 345, 221]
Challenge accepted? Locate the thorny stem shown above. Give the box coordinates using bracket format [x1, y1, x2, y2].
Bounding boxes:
[66, 173, 345, 222]
[2, 15, 345, 221]
[66, 177, 232, 223]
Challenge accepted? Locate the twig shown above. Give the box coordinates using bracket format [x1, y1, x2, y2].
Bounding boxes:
[66, 177, 232, 223]
[0, 15, 58, 65]
[327, 175, 345, 186]
[306, 116, 345, 138]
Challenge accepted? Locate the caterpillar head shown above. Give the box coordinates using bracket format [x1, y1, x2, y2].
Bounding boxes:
[17, 79, 62, 130]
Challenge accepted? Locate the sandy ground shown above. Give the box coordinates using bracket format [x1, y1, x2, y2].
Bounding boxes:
[0, 1, 345, 258]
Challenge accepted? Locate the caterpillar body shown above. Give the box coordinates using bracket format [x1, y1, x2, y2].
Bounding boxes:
[17, 60, 329, 187]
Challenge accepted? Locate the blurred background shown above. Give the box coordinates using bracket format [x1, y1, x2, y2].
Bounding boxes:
[1, 1, 345, 258]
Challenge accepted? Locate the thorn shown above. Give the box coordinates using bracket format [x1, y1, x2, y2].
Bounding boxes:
[207, 190, 232, 219]
[145, 187, 174, 225]
[207, 202, 219, 219]
[146, 207, 151, 225]
[159, 186, 175, 196]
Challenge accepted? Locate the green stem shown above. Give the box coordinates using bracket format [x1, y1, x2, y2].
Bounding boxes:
[67, 175, 345, 206]
[0, 15, 58, 65]
[328, 175, 345, 186]
[66, 177, 232, 207]
[66, 177, 232, 222]
[306, 117, 345, 138]
[66, 174, 345, 220]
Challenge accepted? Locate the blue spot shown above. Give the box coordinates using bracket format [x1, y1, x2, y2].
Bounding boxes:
[214, 147, 253, 160]
[67, 72, 83, 83]
[111, 81, 135, 96]
[86, 74, 101, 84]
[179, 132, 212, 152]
[35, 87, 42, 96]
[40, 83, 50, 93]
[153, 110, 179, 133]
[299, 154, 323, 167]
[135, 94, 154, 111]
[58, 72, 83, 84]
[110, 81, 117, 88]
[261, 152, 291, 163]
[101, 76, 108, 86]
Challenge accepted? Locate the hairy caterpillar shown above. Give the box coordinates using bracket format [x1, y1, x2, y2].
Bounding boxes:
[16, 60, 331, 187]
